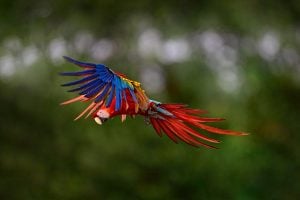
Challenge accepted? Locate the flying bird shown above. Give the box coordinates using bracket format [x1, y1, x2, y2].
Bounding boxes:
[60, 56, 247, 148]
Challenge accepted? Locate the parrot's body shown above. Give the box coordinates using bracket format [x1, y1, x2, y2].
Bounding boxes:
[60, 56, 246, 148]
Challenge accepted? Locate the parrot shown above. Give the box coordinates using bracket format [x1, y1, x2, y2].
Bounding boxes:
[60, 56, 247, 148]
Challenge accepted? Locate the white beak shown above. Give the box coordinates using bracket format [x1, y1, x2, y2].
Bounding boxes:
[94, 117, 102, 125]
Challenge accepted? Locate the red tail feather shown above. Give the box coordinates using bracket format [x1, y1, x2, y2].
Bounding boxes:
[148, 103, 247, 148]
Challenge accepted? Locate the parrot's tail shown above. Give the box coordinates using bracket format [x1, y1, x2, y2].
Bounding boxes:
[147, 102, 247, 148]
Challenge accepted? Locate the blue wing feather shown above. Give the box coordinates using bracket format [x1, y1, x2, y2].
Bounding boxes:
[114, 78, 124, 111]
[61, 74, 98, 86]
[106, 85, 115, 107]
[61, 56, 142, 113]
[68, 79, 102, 92]
[115, 88, 122, 111]
[63, 56, 96, 68]
[100, 70, 114, 82]
[85, 85, 105, 98]
[95, 83, 111, 103]
[60, 69, 96, 76]
[81, 81, 106, 97]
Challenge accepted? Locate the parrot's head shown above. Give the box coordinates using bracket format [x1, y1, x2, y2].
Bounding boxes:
[94, 109, 110, 125]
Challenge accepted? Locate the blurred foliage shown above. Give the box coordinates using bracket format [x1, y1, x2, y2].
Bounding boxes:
[0, 0, 300, 199]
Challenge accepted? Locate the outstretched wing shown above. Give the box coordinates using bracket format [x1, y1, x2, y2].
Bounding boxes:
[60, 56, 148, 120]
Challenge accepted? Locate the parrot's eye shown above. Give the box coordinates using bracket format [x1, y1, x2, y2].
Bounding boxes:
[94, 117, 108, 125]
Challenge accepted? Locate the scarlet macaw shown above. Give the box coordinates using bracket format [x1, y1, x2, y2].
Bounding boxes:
[60, 56, 246, 148]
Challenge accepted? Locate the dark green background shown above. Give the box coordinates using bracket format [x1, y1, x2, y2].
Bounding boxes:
[0, 0, 299, 199]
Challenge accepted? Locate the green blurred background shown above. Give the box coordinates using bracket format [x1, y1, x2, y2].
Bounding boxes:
[1, 0, 300, 199]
